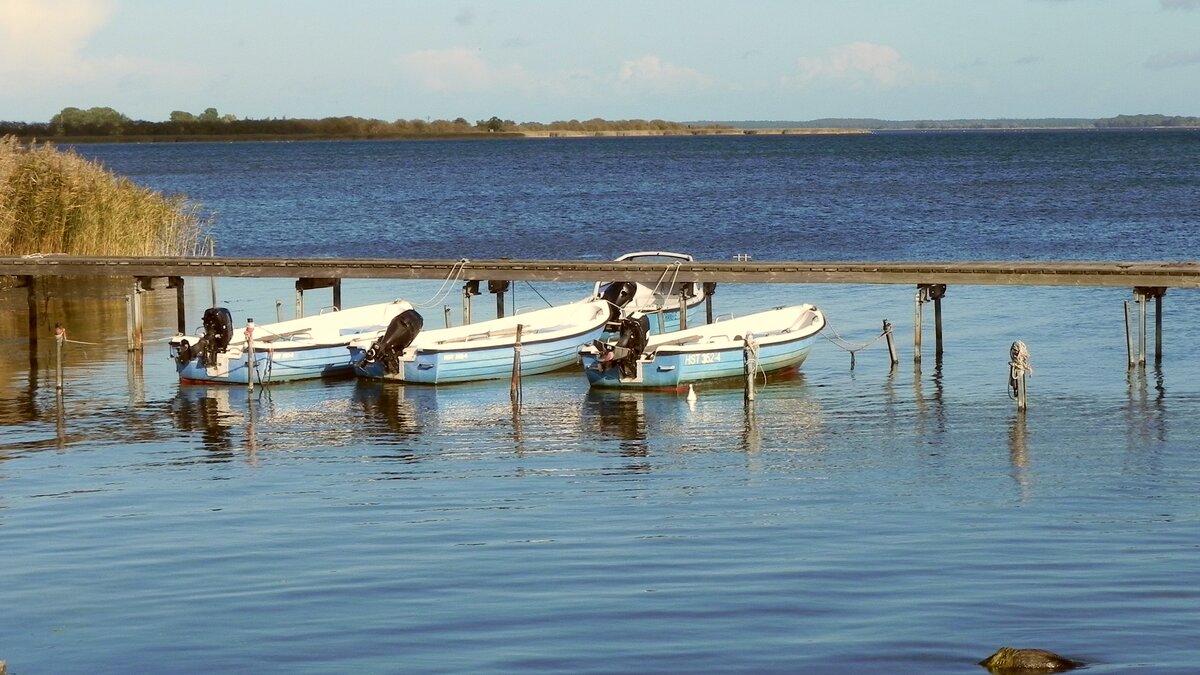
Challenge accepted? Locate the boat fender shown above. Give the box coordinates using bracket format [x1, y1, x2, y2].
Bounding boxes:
[366, 308, 424, 374]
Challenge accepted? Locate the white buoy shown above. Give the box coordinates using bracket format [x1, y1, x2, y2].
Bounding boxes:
[686, 384, 697, 401]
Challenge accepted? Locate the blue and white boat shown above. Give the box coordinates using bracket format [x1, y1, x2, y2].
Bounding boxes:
[169, 300, 414, 385]
[350, 299, 611, 384]
[592, 251, 709, 334]
[579, 303, 826, 389]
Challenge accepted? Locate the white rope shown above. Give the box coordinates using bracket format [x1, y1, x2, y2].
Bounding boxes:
[412, 258, 470, 309]
[1008, 340, 1033, 399]
[821, 318, 886, 354]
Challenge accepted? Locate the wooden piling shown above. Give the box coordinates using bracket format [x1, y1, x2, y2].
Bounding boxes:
[170, 276, 187, 333]
[1155, 291, 1163, 363]
[1138, 291, 1147, 365]
[703, 282, 716, 324]
[1124, 300, 1135, 369]
[678, 291, 688, 330]
[884, 320, 898, 366]
[54, 324, 65, 390]
[245, 319, 256, 391]
[510, 324, 524, 405]
[933, 295, 944, 360]
[913, 289, 924, 363]
[743, 334, 756, 402]
[443, 305, 452, 328]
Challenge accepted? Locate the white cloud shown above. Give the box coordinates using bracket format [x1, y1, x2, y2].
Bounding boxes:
[398, 46, 530, 91]
[794, 42, 915, 88]
[616, 55, 712, 92]
[0, 0, 113, 76]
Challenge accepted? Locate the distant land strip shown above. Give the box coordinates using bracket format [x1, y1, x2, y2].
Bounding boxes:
[1, 106, 1196, 144]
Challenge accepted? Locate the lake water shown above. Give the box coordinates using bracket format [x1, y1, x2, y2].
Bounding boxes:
[3, 131, 1200, 674]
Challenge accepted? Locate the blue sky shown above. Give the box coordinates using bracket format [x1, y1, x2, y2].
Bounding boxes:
[2, 0, 1198, 123]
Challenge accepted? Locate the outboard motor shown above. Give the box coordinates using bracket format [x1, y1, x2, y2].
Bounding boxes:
[363, 308, 424, 375]
[178, 307, 233, 365]
[599, 281, 638, 325]
[591, 314, 649, 379]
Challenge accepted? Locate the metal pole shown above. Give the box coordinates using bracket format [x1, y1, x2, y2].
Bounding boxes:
[295, 287, 304, 319]
[173, 277, 187, 334]
[125, 294, 135, 352]
[333, 278, 342, 310]
[1138, 291, 1147, 366]
[444, 305, 452, 328]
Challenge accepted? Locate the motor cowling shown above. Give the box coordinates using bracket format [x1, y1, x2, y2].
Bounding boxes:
[592, 314, 649, 378]
[599, 281, 638, 324]
[364, 308, 424, 374]
[181, 307, 233, 365]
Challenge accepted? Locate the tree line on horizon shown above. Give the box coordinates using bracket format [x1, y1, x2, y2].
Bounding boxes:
[0, 107, 702, 140]
[1, 107, 1196, 140]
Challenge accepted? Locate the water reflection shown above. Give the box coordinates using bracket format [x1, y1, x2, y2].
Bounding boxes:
[1125, 364, 1167, 447]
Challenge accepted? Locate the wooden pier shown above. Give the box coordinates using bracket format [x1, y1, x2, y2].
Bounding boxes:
[5, 255, 1195, 366]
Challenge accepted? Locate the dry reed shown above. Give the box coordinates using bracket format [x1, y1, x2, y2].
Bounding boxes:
[0, 135, 211, 257]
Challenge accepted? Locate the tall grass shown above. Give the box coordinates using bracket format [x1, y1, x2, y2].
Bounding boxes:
[0, 135, 211, 256]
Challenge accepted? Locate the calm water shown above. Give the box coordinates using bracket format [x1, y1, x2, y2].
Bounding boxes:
[3, 132, 1200, 674]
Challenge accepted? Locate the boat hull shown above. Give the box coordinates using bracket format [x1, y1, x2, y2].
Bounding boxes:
[580, 304, 825, 389]
[169, 300, 412, 385]
[352, 300, 611, 385]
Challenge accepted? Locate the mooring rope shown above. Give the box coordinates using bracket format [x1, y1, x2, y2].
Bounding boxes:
[821, 318, 888, 354]
[412, 258, 470, 309]
[521, 280, 554, 308]
[1008, 340, 1033, 399]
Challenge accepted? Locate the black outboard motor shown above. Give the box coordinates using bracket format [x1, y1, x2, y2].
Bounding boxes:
[599, 281, 638, 325]
[363, 308, 424, 375]
[591, 314, 649, 379]
[178, 307, 233, 365]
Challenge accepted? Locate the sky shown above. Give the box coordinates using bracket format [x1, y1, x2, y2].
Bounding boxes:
[2, 0, 1199, 124]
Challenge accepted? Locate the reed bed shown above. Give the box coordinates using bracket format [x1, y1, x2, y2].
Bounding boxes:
[0, 135, 211, 257]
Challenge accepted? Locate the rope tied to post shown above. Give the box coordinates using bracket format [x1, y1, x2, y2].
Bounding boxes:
[820, 317, 889, 367]
[1008, 340, 1033, 399]
[413, 258, 471, 309]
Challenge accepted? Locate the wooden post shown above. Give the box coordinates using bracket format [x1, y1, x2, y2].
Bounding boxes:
[1009, 340, 1030, 411]
[125, 294, 135, 352]
[933, 295, 944, 360]
[1155, 291, 1163, 363]
[170, 276, 187, 334]
[913, 288, 924, 364]
[489, 280, 509, 319]
[245, 319, 256, 391]
[743, 334, 756, 402]
[1124, 300, 1135, 369]
[510, 324, 524, 405]
[1138, 291, 1147, 365]
[444, 305, 452, 328]
[333, 278, 342, 310]
[678, 291, 688, 330]
[884, 319, 898, 367]
[26, 276, 39, 367]
[54, 324, 65, 390]
[276, 300, 283, 322]
[703, 282, 716, 324]
[463, 280, 479, 325]
[295, 285, 304, 319]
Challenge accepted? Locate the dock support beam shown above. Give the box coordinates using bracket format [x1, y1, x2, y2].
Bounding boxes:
[1129, 287, 1166, 366]
[914, 284, 946, 363]
[489, 280, 510, 319]
[295, 277, 343, 318]
[703, 282, 717, 324]
[169, 276, 186, 333]
[463, 280, 480, 325]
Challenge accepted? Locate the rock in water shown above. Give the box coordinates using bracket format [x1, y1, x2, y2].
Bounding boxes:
[979, 647, 1080, 673]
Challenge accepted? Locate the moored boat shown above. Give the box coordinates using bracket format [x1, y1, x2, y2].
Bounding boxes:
[592, 251, 710, 334]
[169, 300, 414, 385]
[579, 303, 825, 389]
[350, 299, 611, 384]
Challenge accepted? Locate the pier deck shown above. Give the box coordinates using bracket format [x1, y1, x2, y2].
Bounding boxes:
[3, 256, 1200, 288]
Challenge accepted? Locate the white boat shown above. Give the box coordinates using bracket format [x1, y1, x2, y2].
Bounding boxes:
[579, 304, 826, 389]
[169, 300, 414, 385]
[591, 251, 709, 334]
[349, 299, 611, 384]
